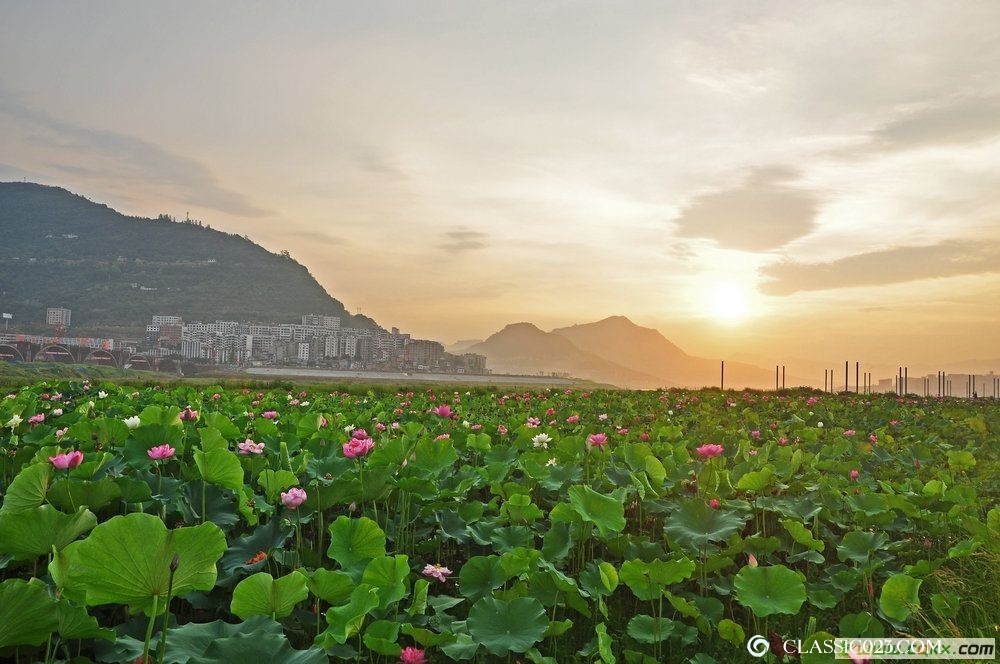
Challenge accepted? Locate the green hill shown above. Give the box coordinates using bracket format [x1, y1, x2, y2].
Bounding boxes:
[0, 182, 373, 331]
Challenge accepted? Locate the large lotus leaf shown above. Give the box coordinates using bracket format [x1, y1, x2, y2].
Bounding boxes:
[56, 599, 115, 641]
[47, 476, 123, 512]
[665, 500, 748, 553]
[0, 462, 51, 514]
[579, 560, 620, 597]
[0, 505, 96, 560]
[595, 622, 616, 664]
[308, 568, 357, 606]
[566, 485, 626, 539]
[361, 554, 409, 609]
[734, 564, 806, 617]
[362, 619, 402, 657]
[199, 631, 327, 664]
[467, 596, 548, 656]
[410, 437, 459, 476]
[327, 516, 386, 572]
[879, 573, 922, 621]
[839, 611, 884, 638]
[836, 531, 889, 564]
[0, 579, 60, 648]
[201, 412, 242, 440]
[68, 512, 226, 615]
[459, 555, 508, 602]
[231, 570, 309, 619]
[800, 631, 838, 664]
[782, 519, 825, 552]
[194, 448, 245, 490]
[320, 584, 380, 646]
[96, 615, 284, 664]
[626, 614, 675, 644]
[217, 516, 294, 587]
[258, 469, 300, 503]
[620, 557, 695, 601]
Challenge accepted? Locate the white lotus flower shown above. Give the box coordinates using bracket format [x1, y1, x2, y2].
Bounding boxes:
[123, 415, 141, 429]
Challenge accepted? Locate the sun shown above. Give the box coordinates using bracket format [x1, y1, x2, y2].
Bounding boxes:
[708, 283, 752, 323]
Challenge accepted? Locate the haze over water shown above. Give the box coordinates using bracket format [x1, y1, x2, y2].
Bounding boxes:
[2, 2, 998, 375]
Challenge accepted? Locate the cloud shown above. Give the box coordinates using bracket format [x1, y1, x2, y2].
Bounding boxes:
[672, 166, 819, 251]
[846, 97, 1000, 155]
[760, 240, 1000, 295]
[441, 228, 489, 253]
[0, 87, 269, 218]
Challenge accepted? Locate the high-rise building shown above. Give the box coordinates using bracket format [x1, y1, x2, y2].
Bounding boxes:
[46, 307, 72, 328]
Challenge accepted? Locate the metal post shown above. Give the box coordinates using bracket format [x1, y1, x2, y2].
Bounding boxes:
[720, 360, 724, 391]
[782, 365, 785, 390]
[904, 367, 908, 395]
[855, 362, 859, 394]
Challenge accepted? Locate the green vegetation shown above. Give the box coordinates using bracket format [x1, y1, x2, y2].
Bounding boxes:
[0, 383, 996, 663]
[0, 182, 371, 330]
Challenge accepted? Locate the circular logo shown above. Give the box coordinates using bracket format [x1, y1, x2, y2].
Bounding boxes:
[747, 635, 771, 658]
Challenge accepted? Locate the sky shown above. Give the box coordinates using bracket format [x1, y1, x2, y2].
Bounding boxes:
[2, 1, 999, 374]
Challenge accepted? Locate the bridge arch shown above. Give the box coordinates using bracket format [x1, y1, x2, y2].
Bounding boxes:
[85, 349, 118, 368]
[125, 354, 152, 370]
[0, 343, 25, 362]
[34, 344, 77, 363]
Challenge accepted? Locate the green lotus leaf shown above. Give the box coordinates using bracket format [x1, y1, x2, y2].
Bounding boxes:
[194, 447, 245, 490]
[68, 512, 226, 615]
[258, 469, 300, 502]
[800, 630, 837, 664]
[459, 555, 508, 602]
[839, 611, 884, 638]
[734, 564, 806, 617]
[361, 554, 409, 609]
[836, 531, 889, 564]
[665, 500, 748, 553]
[717, 618, 745, 646]
[327, 516, 386, 572]
[56, 598, 115, 641]
[320, 584, 380, 646]
[566, 485, 626, 539]
[595, 622, 616, 664]
[0, 579, 60, 648]
[308, 568, 357, 605]
[410, 437, 459, 476]
[467, 596, 548, 656]
[879, 573, 921, 621]
[0, 505, 96, 560]
[362, 619, 402, 657]
[0, 462, 51, 514]
[620, 557, 695, 601]
[626, 614, 675, 644]
[781, 518, 824, 552]
[199, 631, 327, 664]
[231, 570, 309, 619]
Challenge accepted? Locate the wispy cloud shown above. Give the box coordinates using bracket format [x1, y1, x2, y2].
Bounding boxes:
[441, 228, 489, 253]
[672, 166, 819, 252]
[0, 87, 269, 217]
[760, 240, 1000, 295]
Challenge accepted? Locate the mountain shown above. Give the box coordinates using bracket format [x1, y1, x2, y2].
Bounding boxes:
[0, 182, 373, 330]
[552, 315, 782, 388]
[465, 322, 665, 388]
[446, 339, 483, 354]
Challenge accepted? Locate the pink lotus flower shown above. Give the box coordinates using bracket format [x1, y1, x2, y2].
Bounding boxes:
[343, 437, 375, 458]
[709, 498, 721, 509]
[526, 417, 541, 428]
[869, 434, 878, 443]
[28, 413, 45, 426]
[749, 449, 758, 456]
[750, 430, 760, 439]
[55, 427, 68, 437]
[351, 428, 369, 440]
[640, 431, 650, 442]
[696, 444, 724, 459]
[587, 433, 608, 448]
[179, 407, 198, 422]
[375, 422, 386, 432]
[211, 393, 221, 401]
[261, 411, 279, 420]
[748, 553, 758, 567]
[850, 469, 860, 481]
[147, 444, 176, 460]
[422, 563, 453, 582]
[497, 424, 508, 435]
[617, 428, 629, 435]
[545, 407, 556, 416]
[843, 429, 856, 437]
[435, 433, 450, 440]
[49, 450, 83, 470]
[320, 416, 329, 428]
[432, 404, 453, 418]
[565, 415, 580, 424]
[777, 437, 789, 446]
[238, 439, 265, 455]
[399, 647, 426, 664]
[280, 487, 307, 508]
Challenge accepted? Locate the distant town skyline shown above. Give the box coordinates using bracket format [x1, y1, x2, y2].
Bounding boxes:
[2, 2, 999, 369]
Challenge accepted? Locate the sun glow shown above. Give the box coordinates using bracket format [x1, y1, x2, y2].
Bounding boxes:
[708, 283, 752, 323]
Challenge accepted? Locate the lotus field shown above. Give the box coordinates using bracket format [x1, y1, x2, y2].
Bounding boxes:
[0, 381, 997, 663]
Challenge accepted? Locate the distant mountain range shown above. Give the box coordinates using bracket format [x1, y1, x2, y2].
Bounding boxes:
[0, 183, 374, 331]
[467, 316, 807, 389]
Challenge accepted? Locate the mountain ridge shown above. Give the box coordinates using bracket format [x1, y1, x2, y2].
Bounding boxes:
[0, 182, 375, 331]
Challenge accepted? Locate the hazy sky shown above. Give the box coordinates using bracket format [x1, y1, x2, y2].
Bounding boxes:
[2, 1, 999, 371]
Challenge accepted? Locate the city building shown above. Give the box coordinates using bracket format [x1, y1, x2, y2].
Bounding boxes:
[46, 307, 72, 328]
